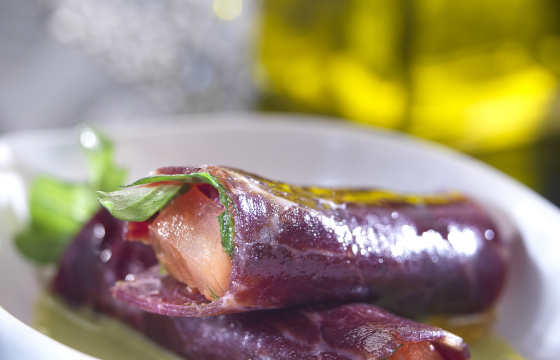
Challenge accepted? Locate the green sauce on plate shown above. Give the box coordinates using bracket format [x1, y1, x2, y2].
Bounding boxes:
[34, 293, 182, 360]
[34, 292, 525, 360]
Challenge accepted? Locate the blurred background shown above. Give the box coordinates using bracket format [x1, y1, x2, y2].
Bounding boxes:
[1, 0, 560, 205]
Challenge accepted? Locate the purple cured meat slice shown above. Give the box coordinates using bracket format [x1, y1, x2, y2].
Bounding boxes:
[52, 208, 158, 322]
[52, 208, 470, 360]
[107, 165, 507, 317]
[146, 304, 470, 360]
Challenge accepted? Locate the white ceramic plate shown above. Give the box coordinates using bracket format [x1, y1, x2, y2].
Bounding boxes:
[0, 113, 558, 360]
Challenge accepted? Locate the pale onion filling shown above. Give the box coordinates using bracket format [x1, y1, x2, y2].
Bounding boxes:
[149, 186, 232, 301]
[388, 341, 445, 360]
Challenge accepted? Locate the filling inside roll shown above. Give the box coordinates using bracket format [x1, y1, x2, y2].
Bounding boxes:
[148, 185, 232, 300]
[388, 342, 445, 360]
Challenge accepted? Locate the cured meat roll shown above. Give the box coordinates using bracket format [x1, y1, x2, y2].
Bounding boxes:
[53, 208, 470, 360]
[98, 165, 508, 317]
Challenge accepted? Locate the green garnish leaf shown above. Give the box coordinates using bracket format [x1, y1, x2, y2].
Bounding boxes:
[14, 126, 127, 264]
[15, 229, 75, 265]
[27, 176, 99, 237]
[14, 177, 99, 264]
[205, 285, 219, 300]
[80, 128, 127, 192]
[97, 184, 181, 222]
[97, 172, 237, 257]
[218, 211, 235, 256]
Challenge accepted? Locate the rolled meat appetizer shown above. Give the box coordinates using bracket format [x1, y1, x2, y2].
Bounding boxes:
[53, 208, 470, 360]
[98, 165, 507, 317]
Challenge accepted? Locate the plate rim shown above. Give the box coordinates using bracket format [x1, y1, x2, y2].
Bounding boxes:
[1, 111, 559, 360]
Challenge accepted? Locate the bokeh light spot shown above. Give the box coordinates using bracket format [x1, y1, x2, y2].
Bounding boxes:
[80, 127, 100, 150]
[213, 0, 243, 20]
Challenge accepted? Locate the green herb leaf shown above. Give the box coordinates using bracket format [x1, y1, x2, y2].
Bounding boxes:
[15, 127, 127, 264]
[14, 176, 100, 263]
[28, 176, 100, 236]
[15, 229, 71, 265]
[97, 173, 237, 257]
[218, 211, 235, 257]
[97, 184, 182, 222]
[205, 285, 219, 300]
[79, 126, 127, 192]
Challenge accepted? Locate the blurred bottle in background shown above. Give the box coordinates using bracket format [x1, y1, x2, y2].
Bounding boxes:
[257, 0, 560, 154]
[256, 0, 560, 205]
